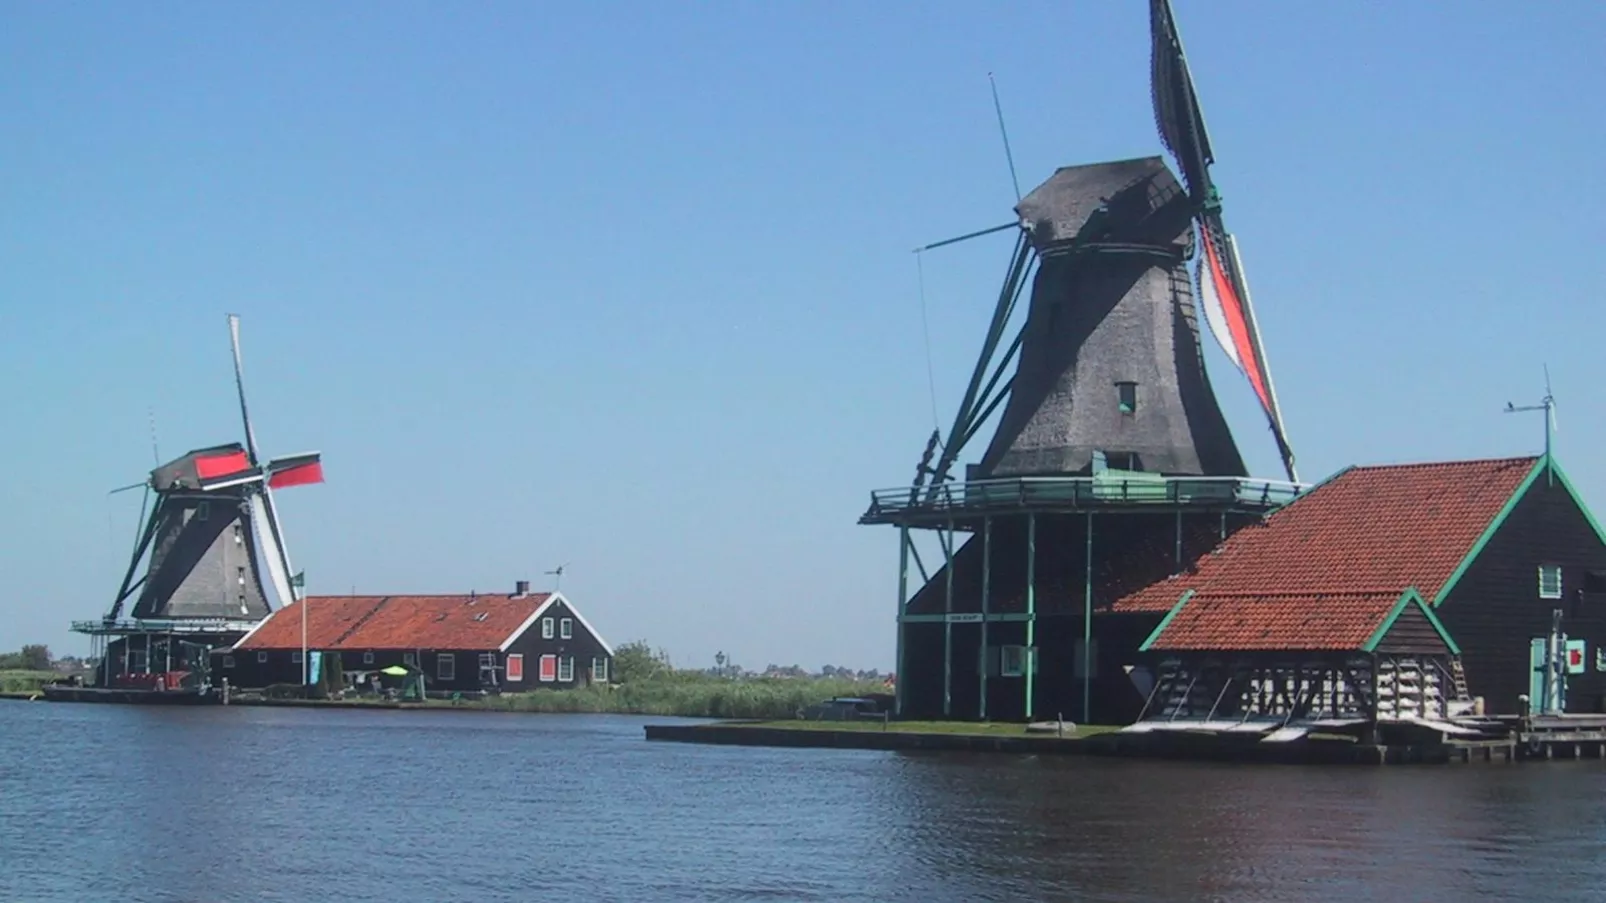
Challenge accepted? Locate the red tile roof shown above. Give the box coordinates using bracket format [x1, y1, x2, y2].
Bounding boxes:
[237, 593, 553, 651]
[1144, 591, 1407, 651]
[1114, 457, 1540, 614]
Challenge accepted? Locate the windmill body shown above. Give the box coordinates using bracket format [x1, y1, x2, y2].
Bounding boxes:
[861, 1, 1304, 724]
[979, 156, 1246, 479]
[58, 317, 324, 702]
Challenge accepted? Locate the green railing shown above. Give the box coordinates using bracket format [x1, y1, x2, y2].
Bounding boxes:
[70, 618, 262, 636]
[862, 474, 1307, 521]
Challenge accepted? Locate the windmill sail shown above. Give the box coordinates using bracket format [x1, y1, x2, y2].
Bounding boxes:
[1150, 0, 1297, 482]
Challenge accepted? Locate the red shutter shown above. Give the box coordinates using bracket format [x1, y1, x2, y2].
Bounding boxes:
[539, 654, 557, 682]
[506, 654, 524, 682]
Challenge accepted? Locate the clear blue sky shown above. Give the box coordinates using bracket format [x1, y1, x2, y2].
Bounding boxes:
[3, 1, 1602, 671]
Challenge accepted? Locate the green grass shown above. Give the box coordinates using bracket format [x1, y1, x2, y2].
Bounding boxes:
[0, 670, 55, 694]
[738, 720, 1124, 737]
[468, 676, 886, 719]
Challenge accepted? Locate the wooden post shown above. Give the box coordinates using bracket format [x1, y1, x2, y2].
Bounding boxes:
[895, 527, 909, 717]
[980, 516, 992, 720]
[1025, 512, 1036, 721]
[943, 522, 954, 718]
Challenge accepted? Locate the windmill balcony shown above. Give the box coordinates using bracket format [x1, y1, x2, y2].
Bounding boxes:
[860, 474, 1307, 530]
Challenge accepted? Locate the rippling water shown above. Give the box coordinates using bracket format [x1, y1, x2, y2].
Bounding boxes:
[4, 702, 1605, 902]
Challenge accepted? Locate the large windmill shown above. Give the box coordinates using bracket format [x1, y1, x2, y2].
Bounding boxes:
[862, 0, 1304, 724]
[69, 314, 324, 698]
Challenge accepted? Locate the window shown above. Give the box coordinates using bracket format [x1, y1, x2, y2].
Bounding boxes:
[437, 653, 456, 681]
[472, 612, 488, 622]
[542, 617, 554, 639]
[196, 501, 210, 521]
[592, 656, 608, 682]
[539, 654, 557, 682]
[1115, 381, 1137, 414]
[222, 655, 235, 669]
[130, 650, 148, 672]
[558, 655, 574, 682]
[403, 652, 415, 667]
[1540, 565, 1563, 600]
[363, 651, 375, 665]
[237, 566, 245, 587]
[256, 651, 268, 664]
[507, 654, 525, 681]
[479, 652, 496, 669]
[233, 523, 243, 546]
[291, 651, 303, 664]
[1000, 646, 1026, 677]
[560, 617, 573, 640]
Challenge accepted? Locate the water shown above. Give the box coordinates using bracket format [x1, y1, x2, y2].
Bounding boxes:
[4, 702, 1606, 902]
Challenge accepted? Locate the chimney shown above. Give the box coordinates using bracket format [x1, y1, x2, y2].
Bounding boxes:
[513, 579, 530, 599]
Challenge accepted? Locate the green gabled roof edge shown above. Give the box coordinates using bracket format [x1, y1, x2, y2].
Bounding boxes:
[1431, 456, 1547, 607]
[1362, 587, 1461, 655]
[1549, 458, 1606, 548]
[1139, 589, 1194, 652]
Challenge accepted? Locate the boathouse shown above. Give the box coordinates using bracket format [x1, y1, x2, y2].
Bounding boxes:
[1116, 455, 1606, 722]
[220, 582, 615, 694]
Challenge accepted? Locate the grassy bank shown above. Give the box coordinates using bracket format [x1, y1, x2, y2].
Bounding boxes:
[0, 670, 55, 694]
[468, 675, 886, 719]
[734, 720, 1123, 737]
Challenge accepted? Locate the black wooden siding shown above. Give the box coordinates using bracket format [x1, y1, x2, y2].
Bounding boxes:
[1373, 605, 1451, 656]
[1435, 470, 1606, 715]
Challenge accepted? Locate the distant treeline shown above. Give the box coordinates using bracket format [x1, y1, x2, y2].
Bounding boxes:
[0, 645, 51, 672]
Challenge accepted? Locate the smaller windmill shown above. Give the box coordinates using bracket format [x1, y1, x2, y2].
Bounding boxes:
[83, 316, 324, 685]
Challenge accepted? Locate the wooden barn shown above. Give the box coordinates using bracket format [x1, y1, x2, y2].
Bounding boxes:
[219, 581, 615, 695]
[1116, 454, 1606, 724]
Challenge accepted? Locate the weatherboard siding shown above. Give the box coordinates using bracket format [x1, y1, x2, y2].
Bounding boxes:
[1435, 473, 1606, 715]
[1371, 605, 1450, 656]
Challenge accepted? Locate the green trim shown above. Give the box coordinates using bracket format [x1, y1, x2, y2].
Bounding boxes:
[899, 612, 1035, 624]
[1138, 589, 1194, 652]
[1549, 458, 1606, 548]
[1362, 588, 1461, 655]
[1432, 457, 1546, 606]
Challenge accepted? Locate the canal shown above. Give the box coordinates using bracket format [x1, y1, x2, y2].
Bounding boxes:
[2, 702, 1603, 902]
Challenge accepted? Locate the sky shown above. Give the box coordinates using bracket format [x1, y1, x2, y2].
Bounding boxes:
[3, 1, 1603, 672]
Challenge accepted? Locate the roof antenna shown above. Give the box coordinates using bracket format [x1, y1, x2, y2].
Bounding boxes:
[988, 72, 1023, 202]
[1504, 364, 1557, 485]
[545, 563, 568, 592]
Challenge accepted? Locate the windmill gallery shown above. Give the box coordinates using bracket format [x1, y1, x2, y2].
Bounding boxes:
[40, 2, 1606, 752]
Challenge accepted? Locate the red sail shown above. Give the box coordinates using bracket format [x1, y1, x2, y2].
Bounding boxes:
[268, 461, 324, 489]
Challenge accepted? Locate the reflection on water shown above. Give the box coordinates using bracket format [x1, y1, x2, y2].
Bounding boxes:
[2, 702, 1604, 902]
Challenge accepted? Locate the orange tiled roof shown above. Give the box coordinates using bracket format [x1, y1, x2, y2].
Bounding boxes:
[237, 593, 552, 651]
[1143, 591, 1407, 651]
[1114, 457, 1540, 614]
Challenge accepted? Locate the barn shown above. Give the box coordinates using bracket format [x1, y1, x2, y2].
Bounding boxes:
[1116, 454, 1606, 722]
[219, 581, 615, 695]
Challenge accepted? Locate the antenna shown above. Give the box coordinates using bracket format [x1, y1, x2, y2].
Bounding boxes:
[544, 563, 568, 592]
[988, 72, 1022, 202]
[148, 407, 160, 465]
[1503, 365, 1557, 485]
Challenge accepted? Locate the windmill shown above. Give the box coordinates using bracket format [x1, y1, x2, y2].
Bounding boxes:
[78, 315, 324, 694]
[863, 0, 1303, 724]
[908, 0, 1296, 499]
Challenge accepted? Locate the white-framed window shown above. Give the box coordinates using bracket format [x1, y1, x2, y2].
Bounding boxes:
[507, 654, 525, 681]
[560, 617, 573, 639]
[403, 652, 416, 667]
[542, 617, 554, 639]
[539, 654, 557, 682]
[256, 651, 268, 664]
[479, 652, 496, 670]
[363, 651, 375, 665]
[291, 651, 304, 664]
[222, 655, 236, 669]
[1540, 565, 1564, 599]
[437, 653, 456, 681]
[592, 656, 608, 682]
[557, 655, 574, 682]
